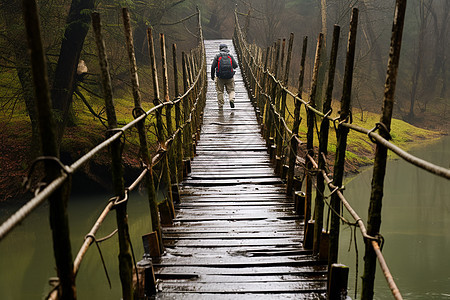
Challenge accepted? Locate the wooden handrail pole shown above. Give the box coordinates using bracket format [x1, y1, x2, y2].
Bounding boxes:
[93, 12, 133, 300]
[173, 44, 184, 182]
[182, 52, 194, 160]
[160, 33, 180, 204]
[304, 32, 324, 249]
[286, 36, 308, 195]
[328, 8, 358, 278]
[362, 1, 407, 299]
[148, 28, 175, 221]
[23, 1, 76, 298]
[122, 8, 163, 255]
[313, 25, 340, 255]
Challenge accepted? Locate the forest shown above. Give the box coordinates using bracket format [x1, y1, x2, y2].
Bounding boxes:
[0, 0, 448, 202]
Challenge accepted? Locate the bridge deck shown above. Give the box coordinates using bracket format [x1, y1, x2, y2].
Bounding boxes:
[153, 40, 327, 299]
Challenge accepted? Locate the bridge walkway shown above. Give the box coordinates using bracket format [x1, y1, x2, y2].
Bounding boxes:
[153, 39, 327, 299]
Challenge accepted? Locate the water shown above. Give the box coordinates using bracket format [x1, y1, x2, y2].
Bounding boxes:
[339, 136, 450, 299]
[0, 190, 150, 299]
[0, 137, 448, 299]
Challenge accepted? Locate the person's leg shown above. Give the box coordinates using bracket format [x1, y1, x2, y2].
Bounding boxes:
[215, 77, 225, 108]
[225, 78, 235, 108]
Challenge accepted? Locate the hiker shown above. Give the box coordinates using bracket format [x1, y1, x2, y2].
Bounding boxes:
[211, 43, 238, 109]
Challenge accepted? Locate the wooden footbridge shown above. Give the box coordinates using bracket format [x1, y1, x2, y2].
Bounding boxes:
[1, 1, 449, 300]
[151, 39, 327, 299]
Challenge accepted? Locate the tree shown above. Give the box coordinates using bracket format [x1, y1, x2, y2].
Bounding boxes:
[51, 0, 95, 146]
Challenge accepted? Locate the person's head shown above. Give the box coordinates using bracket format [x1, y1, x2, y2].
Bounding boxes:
[219, 43, 228, 51]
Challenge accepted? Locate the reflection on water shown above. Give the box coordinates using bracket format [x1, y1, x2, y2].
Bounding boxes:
[339, 136, 450, 299]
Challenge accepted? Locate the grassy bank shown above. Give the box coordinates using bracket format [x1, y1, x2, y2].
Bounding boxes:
[0, 90, 445, 202]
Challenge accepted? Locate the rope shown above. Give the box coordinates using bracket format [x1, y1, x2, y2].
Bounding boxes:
[160, 12, 199, 26]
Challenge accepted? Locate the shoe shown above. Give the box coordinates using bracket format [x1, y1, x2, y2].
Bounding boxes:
[230, 101, 235, 108]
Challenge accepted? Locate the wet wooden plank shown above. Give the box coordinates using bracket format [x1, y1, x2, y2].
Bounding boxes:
[157, 281, 327, 293]
[153, 39, 327, 298]
[155, 292, 326, 300]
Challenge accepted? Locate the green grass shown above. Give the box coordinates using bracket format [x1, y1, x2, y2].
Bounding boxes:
[276, 91, 442, 172]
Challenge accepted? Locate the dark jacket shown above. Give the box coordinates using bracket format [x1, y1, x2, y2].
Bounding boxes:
[211, 48, 238, 80]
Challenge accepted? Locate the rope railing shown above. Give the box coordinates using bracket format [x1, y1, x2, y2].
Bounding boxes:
[233, 12, 450, 180]
[233, 1, 447, 298]
[1, 5, 207, 300]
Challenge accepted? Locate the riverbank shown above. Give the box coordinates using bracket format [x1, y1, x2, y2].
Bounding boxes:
[0, 97, 447, 204]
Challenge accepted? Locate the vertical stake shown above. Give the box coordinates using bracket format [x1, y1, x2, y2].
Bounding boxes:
[147, 27, 175, 221]
[313, 25, 340, 255]
[287, 36, 308, 195]
[92, 12, 133, 300]
[23, 0, 75, 298]
[304, 33, 324, 249]
[160, 33, 180, 203]
[173, 44, 184, 182]
[328, 8, 359, 277]
[362, 1, 407, 299]
[122, 8, 163, 255]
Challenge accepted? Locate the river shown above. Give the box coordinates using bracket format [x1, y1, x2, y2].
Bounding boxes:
[339, 135, 450, 299]
[0, 136, 448, 299]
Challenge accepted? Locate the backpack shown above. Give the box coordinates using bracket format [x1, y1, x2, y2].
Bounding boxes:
[217, 53, 234, 79]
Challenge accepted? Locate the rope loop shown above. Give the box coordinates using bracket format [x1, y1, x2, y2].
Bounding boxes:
[132, 107, 147, 119]
[23, 156, 72, 195]
[112, 189, 129, 207]
[368, 122, 392, 143]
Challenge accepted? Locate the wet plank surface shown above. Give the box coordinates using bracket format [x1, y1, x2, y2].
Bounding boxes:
[154, 40, 327, 299]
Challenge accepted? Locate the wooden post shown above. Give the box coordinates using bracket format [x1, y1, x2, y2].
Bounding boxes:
[279, 34, 295, 173]
[122, 8, 163, 255]
[329, 8, 358, 273]
[23, 1, 75, 298]
[362, 1, 407, 299]
[313, 25, 340, 255]
[92, 12, 133, 300]
[160, 33, 180, 203]
[304, 33, 324, 249]
[244, 10, 251, 39]
[262, 46, 271, 137]
[147, 28, 175, 220]
[182, 52, 194, 161]
[270, 39, 281, 142]
[287, 36, 308, 195]
[173, 44, 184, 182]
[329, 264, 349, 299]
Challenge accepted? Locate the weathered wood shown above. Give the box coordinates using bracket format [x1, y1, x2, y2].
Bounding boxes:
[182, 52, 194, 160]
[92, 12, 133, 300]
[23, 1, 75, 298]
[329, 8, 358, 272]
[305, 33, 324, 248]
[362, 1, 407, 300]
[154, 40, 327, 298]
[148, 28, 175, 219]
[328, 264, 349, 299]
[173, 44, 184, 183]
[313, 25, 340, 255]
[286, 36, 307, 195]
[122, 8, 163, 255]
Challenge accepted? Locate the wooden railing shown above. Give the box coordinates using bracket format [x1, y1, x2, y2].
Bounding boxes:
[233, 0, 449, 299]
[0, 4, 206, 300]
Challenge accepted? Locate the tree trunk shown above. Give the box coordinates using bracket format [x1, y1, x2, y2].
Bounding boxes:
[408, 0, 430, 119]
[51, 0, 95, 146]
[1, 0, 40, 156]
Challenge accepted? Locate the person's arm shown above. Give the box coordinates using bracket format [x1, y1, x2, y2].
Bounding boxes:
[231, 55, 238, 69]
[211, 56, 217, 80]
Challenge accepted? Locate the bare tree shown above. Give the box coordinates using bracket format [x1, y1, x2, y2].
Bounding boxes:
[408, 0, 432, 119]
